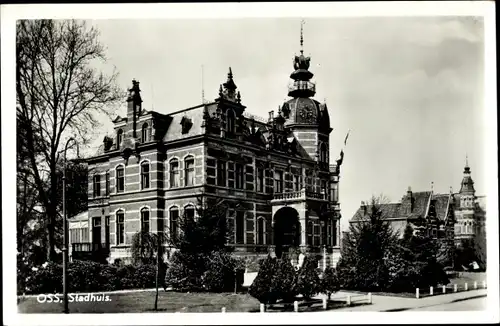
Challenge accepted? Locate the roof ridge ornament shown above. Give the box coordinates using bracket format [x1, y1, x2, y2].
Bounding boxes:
[300, 19, 305, 54]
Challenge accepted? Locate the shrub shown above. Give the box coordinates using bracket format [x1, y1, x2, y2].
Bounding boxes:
[20, 260, 159, 294]
[67, 260, 105, 292]
[24, 262, 63, 294]
[134, 264, 158, 289]
[321, 267, 340, 300]
[249, 256, 279, 304]
[295, 255, 321, 300]
[165, 251, 204, 292]
[271, 258, 297, 303]
[202, 251, 237, 292]
[116, 264, 139, 289]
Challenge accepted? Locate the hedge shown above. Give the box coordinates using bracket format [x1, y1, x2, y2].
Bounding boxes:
[19, 261, 159, 295]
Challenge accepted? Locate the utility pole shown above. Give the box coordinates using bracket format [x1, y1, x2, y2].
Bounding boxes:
[62, 137, 79, 314]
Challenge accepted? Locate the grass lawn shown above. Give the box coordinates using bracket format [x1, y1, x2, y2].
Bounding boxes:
[17, 291, 261, 313]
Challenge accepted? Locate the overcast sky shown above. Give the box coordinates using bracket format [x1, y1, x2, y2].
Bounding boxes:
[89, 17, 485, 231]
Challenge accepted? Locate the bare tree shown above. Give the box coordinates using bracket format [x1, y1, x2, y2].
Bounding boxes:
[16, 19, 123, 261]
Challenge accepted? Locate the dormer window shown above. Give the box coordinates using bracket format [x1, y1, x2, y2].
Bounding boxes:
[117, 129, 123, 150]
[226, 109, 235, 134]
[180, 116, 193, 134]
[141, 123, 149, 142]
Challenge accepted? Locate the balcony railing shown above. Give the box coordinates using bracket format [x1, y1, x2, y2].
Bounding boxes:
[72, 242, 110, 252]
[288, 81, 316, 93]
[272, 189, 328, 202]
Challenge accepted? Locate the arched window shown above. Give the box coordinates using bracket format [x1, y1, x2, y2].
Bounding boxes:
[141, 123, 149, 142]
[117, 129, 123, 150]
[320, 142, 328, 163]
[257, 217, 265, 245]
[141, 161, 150, 189]
[184, 156, 195, 186]
[116, 210, 125, 245]
[169, 159, 180, 188]
[116, 166, 125, 193]
[141, 208, 150, 233]
[227, 109, 235, 134]
[184, 205, 195, 221]
[169, 207, 179, 242]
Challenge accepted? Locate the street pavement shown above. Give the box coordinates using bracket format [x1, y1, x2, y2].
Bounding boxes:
[405, 296, 486, 311]
[313, 289, 487, 312]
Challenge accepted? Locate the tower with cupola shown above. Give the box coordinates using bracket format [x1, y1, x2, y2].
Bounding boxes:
[280, 22, 332, 166]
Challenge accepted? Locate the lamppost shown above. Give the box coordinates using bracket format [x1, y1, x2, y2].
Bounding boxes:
[62, 137, 79, 314]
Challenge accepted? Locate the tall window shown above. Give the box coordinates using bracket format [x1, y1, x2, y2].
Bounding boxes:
[116, 211, 125, 245]
[116, 166, 125, 193]
[141, 208, 150, 233]
[105, 171, 110, 196]
[257, 217, 265, 245]
[169, 159, 180, 188]
[184, 205, 195, 220]
[93, 174, 101, 197]
[293, 175, 301, 191]
[141, 123, 149, 142]
[235, 163, 244, 189]
[307, 221, 313, 245]
[117, 129, 123, 150]
[141, 162, 150, 189]
[320, 142, 328, 163]
[235, 211, 245, 244]
[274, 170, 283, 193]
[184, 156, 195, 186]
[256, 168, 264, 193]
[227, 109, 235, 134]
[321, 179, 327, 197]
[169, 207, 179, 242]
[217, 160, 226, 187]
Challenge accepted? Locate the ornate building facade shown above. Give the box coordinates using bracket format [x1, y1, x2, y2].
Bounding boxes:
[350, 160, 486, 247]
[70, 37, 344, 266]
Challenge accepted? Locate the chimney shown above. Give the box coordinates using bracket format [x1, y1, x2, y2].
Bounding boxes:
[407, 186, 414, 212]
[361, 201, 367, 215]
[126, 79, 142, 139]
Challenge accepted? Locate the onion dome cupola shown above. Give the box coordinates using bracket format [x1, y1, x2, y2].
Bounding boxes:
[281, 21, 322, 126]
[459, 155, 476, 195]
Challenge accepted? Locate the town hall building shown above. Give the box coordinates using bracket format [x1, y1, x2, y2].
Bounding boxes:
[69, 34, 344, 266]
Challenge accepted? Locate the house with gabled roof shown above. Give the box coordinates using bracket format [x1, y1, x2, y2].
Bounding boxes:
[350, 160, 486, 248]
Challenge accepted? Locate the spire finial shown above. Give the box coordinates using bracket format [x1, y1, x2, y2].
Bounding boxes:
[431, 181, 434, 192]
[201, 65, 205, 104]
[300, 19, 305, 54]
[228, 67, 233, 80]
[465, 153, 469, 168]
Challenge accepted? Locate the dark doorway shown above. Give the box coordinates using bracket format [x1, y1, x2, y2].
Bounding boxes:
[273, 207, 301, 258]
[92, 217, 102, 250]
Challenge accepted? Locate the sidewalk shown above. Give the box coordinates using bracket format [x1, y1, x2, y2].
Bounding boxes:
[313, 289, 487, 312]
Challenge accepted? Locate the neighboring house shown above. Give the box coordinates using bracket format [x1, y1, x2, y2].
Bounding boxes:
[350, 160, 486, 248]
[73, 35, 344, 266]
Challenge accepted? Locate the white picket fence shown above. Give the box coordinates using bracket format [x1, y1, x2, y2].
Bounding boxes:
[219, 293, 372, 313]
[415, 280, 486, 299]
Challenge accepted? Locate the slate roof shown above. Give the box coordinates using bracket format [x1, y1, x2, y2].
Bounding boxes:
[432, 194, 452, 221]
[162, 103, 215, 142]
[350, 191, 454, 223]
